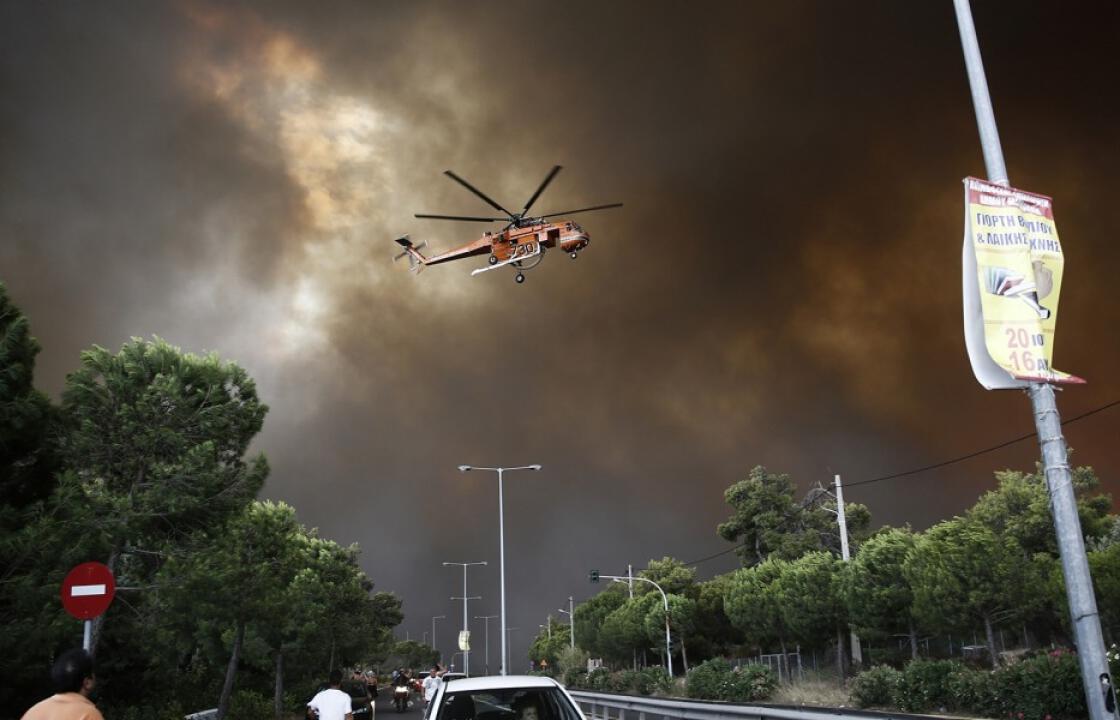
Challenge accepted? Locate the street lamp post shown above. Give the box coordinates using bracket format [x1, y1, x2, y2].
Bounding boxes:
[506, 627, 519, 673]
[431, 615, 446, 656]
[458, 464, 541, 676]
[474, 615, 498, 675]
[444, 561, 486, 676]
[603, 574, 673, 678]
[558, 597, 575, 650]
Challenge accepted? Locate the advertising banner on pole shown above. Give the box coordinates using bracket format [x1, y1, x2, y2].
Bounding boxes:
[458, 630, 471, 652]
[962, 177, 1084, 388]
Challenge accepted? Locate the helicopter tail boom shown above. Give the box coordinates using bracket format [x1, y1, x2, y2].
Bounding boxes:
[392, 235, 428, 273]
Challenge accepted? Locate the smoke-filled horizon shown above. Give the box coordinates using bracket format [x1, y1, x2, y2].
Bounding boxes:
[3, 1, 1118, 666]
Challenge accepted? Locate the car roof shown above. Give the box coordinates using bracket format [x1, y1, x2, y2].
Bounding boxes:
[440, 675, 561, 692]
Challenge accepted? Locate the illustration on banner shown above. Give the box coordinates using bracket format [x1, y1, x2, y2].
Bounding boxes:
[962, 177, 1083, 388]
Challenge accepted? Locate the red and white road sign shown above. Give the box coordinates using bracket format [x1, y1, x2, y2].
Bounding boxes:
[61, 562, 116, 620]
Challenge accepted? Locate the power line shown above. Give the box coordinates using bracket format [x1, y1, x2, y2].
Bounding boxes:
[844, 397, 1120, 489]
[681, 398, 1120, 567]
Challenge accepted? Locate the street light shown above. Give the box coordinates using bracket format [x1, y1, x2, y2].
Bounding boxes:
[432, 615, 446, 656]
[558, 596, 575, 650]
[474, 615, 498, 675]
[604, 574, 673, 678]
[444, 561, 486, 676]
[458, 464, 541, 676]
[506, 627, 519, 673]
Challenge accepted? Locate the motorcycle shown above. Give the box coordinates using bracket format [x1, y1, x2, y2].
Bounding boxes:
[393, 683, 410, 713]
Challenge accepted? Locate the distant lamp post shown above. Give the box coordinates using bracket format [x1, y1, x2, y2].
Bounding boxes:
[432, 615, 446, 655]
[474, 614, 498, 675]
[444, 560, 486, 676]
[458, 464, 541, 675]
[558, 597, 575, 650]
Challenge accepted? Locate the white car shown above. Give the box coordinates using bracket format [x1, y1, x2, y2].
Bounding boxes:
[426, 676, 586, 720]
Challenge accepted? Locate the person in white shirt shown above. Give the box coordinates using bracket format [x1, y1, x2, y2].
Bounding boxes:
[422, 665, 443, 707]
[307, 670, 353, 720]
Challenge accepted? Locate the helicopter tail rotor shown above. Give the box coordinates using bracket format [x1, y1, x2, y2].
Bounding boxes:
[392, 235, 428, 273]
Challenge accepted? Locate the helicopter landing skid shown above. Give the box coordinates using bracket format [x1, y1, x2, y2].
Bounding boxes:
[470, 244, 542, 277]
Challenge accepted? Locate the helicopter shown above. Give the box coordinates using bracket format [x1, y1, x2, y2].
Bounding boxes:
[393, 165, 621, 283]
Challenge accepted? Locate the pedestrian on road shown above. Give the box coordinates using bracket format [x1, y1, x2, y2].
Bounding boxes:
[422, 665, 443, 708]
[307, 669, 353, 720]
[20, 648, 104, 720]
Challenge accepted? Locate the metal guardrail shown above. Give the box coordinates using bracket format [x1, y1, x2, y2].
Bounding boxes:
[568, 690, 940, 720]
[184, 709, 218, 720]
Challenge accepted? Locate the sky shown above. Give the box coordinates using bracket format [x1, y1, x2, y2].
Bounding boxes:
[2, 1, 1119, 669]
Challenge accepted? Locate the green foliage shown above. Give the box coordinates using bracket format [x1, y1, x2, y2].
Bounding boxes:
[230, 688, 273, 719]
[904, 518, 1046, 637]
[556, 646, 588, 678]
[849, 653, 1087, 719]
[892, 660, 962, 712]
[685, 658, 775, 702]
[638, 557, 698, 598]
[971, 468, 1113, 555]
[724, 557, 789, 651]
[599, 594, 660, 665]
[1089, 543, 1120, 639]
[563, 667, 588, 689]
[988, 651, 1086, 720]
[692, 575, 744, 660]
[529, 619, 572, 671]
[387, 640, 440, 670]
[0, 281, 56, 509]
[717, 466, 870, 566]
[613, 668, 671, 696]
[848, 665, 901, 708]
[840, 527, 917, 639]
[587, 668, 622, 692]
[775, 551, 843, 646]
[573, 587, 626, 657]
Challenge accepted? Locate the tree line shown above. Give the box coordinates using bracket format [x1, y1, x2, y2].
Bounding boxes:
[0, 283, 402, 720]
[530, 464, 1119, 679]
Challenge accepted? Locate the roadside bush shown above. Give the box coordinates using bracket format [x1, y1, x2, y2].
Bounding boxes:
[850, 651, 1088, 719]
[686, 659, 732, 700]
[944, 664, 994, 714]
[686, 659, 775, 702]
[631, 667, 671, 696]
[230, 689, 272, 719]
[587, 668, 622, 692]
[726, 664, 776, 702]
[988, 651, 1085, 720]
[564, 667, 589, 689]
[848, 665, 901, 708]
[894, 660, 962, 712]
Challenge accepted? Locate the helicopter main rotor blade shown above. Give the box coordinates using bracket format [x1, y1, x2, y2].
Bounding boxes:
[520, 165, 563, 217]
[443, 171, 515, 218]
[415, 213, 507, 222]
[537, 203, 623, 219]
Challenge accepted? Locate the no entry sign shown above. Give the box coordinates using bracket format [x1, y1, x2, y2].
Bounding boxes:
[61, 562, 116, 620]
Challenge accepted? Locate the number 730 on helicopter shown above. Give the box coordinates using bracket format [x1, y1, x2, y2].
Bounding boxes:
[393, 165, 622, 283]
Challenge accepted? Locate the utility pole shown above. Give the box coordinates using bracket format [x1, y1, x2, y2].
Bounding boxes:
[628, 564, 635, 670]
[474, 615, 498, 675]
[431, 615, 445, 655]
[558, 597, 575, 651]
[444, 561, 486, 677]
[834, 475, 862, 667]
[953, 2, 1116, 717]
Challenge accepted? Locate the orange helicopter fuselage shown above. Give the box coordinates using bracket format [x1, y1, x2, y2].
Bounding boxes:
[489, 220, 590, 262]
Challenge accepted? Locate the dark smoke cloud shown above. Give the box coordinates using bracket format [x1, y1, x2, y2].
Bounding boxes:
[2, 1, 1118, 664]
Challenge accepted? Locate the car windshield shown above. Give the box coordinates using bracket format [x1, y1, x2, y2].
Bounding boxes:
[436, 688, 580, 720]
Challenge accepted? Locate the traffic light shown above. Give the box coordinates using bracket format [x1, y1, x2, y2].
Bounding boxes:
[589, 570, 599, 583]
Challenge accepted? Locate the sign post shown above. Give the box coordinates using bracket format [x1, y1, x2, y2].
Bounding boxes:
[953, 1, 1114, 717]
[61, 562, 116, 652]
